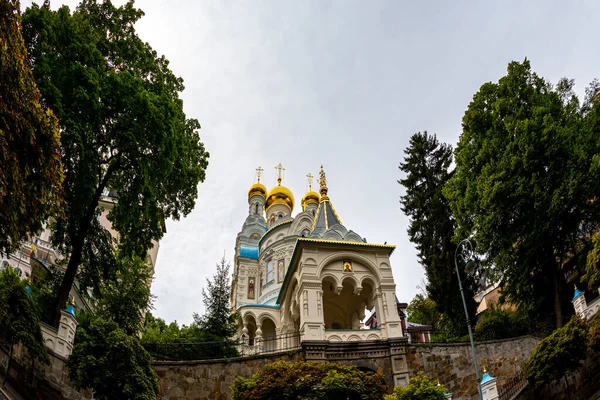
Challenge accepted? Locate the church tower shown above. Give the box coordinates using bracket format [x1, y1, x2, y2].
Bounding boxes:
[301, 172, 320, 215]
[265, 163, 294, 227]
[233, 165, 405, 365]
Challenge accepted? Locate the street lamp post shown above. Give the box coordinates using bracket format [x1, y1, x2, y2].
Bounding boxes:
[454, 238, 483, 400]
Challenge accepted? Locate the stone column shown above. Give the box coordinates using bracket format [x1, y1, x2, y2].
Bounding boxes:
[572, 288, 587, 319]
[299, 281, 326, 341]
[55, 306, 78, 358]
[480, 369, 498, 400]
[375, 285, 404, 339]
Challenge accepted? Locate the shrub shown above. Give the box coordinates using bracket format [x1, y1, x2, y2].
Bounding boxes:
[525, 315, 588, 390]
[385, 372, 448, 400]
[475, 306, 529, 341]
[230, 360, 388, 400]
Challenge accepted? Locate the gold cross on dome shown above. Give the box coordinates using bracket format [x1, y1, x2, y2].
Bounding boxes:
[275, 163, 285, 184]
[306, 173, 314, 191]
[255, 166, 264, 183]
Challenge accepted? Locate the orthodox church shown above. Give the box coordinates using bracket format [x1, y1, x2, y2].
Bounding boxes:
[230, 164, 418, 348]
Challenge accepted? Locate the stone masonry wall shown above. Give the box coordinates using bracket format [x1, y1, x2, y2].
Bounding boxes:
[3, 336, 539, 400]
[153, 351, 303, 400]
[407, 335, 540, 400]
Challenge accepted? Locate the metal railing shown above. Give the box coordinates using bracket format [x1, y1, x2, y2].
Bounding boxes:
[498, 369, 527, 400]
[144, 332, 303, 361]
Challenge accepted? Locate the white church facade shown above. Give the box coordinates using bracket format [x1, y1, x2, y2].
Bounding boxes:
[230, 165, 409, 350]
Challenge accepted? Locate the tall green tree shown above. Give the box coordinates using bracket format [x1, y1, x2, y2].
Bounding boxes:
[93, 252, 154, 336]
[66, 318, 158, 400]
[445, 60, 600, 328]
[399, 132, 477, 331]
[22, 0, 209, 326]
[0, 267, 49, 387]
[0, 0, 63, 255]
[193, 256, 237, 340]
[406, 294, 444, 331]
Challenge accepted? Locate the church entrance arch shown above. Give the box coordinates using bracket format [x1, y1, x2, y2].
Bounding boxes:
[243, 314, 257, 346]
[321, 275, 374, 330]
[259, 317, 277, 352]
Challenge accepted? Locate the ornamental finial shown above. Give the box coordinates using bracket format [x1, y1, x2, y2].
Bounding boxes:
[306, 173, 314, 191]
[319, 165, 328, 198]
[255, 166, 264, 184]
[275, 163, 285, 186]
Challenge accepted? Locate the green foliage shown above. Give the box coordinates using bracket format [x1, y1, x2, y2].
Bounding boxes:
[230, 360, 388, 400]
[445, 59, 600, 328]
[0, 0, 63, 254]
[399, 132, 477, 332]
[583, 231, 600, 290]
[194, 257, 238, 340]
[93, 252, 154, 336]
[406, 294, 443, 330]
[474, 306, 530, 341]
[385, 372, 448, 400]
[588, 311, 600, 354]
[0, 267, 49, 363]
[21, 0, 209, 324]
[142, 312, 211, 344]
[525, 315, 588, 390]
[141, 312, 239, 360]
[66, 318, 158, 400]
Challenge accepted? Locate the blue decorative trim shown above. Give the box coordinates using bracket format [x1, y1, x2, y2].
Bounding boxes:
[238, 303, 280, 310]
[239, 246, 259, 260]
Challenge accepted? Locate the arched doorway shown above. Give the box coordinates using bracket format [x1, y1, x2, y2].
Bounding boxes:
[260, 317, 277, 352]
[244, 314, 257, 346]
[322, 275, 375, 330]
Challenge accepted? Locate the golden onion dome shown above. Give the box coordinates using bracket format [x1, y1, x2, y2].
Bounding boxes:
[265, 184, 295, 211]
[301, 191, 320, 210]
[248, 182, 267, 199]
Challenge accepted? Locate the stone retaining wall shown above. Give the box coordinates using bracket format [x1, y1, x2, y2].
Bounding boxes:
[153, 336, 539, 400]
[153, 351, 303, 400]
[407, 335, 540, 399]
[3, 336, 540, 400]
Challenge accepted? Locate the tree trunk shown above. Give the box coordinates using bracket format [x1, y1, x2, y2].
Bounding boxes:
[52, 232, 86, 326]
[2, 344, 14, 387]
[554, 273, 563, 329]
[51, 161, 120, 327]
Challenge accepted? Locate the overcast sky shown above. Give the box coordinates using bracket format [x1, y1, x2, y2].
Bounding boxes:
[25, 0, 600, 325]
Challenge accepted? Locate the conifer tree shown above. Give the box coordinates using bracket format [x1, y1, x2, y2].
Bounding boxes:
[399, 132, 477, 331]
[194, 257, 238, 340]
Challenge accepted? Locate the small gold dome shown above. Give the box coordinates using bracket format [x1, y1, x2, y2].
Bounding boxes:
[248, 182, 267, 199]
[301, 191, 320, 210]
[265, 184, 294, 211]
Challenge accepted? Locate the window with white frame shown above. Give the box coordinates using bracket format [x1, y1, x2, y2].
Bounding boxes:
[266, 260, 274, 283]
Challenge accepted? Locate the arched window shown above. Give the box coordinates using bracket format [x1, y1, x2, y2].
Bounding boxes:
[266, 260, 274, 283]
[255, 203, 259, 214]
